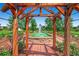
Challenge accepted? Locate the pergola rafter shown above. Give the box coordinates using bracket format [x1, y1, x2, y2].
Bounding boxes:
[7, 4, 16, 18]
[56, 6, 65, 15]
[19, 5, 40, 19]
[43, 7, 62, 19]
[43, 7, 54, 14]
[17, 7, 27, 16]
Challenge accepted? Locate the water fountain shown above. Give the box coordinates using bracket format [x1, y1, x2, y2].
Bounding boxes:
[31, 24, 49, 37]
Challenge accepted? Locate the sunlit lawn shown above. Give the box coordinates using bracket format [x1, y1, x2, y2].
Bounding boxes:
[57, 30, 79, 38]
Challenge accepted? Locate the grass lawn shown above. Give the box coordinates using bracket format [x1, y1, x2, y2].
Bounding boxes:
[71, 31, 79, 38]
[57, 30, 79, 38]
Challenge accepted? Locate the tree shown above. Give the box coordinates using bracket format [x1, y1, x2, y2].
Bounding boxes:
[45, 18, 53, 31]
[18, 17, 26, 30]
[8, 16, 14, 30]
[29, 18, 37, 32]
[8, 16, 26, 30]
[70, 18, 73, 29]
[41, 26, 46, 32]
[56, 18, 64, 31]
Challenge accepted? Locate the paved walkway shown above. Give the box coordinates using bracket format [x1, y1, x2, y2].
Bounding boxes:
[19, 36, 63, 56]
[0, 35, 64, 56]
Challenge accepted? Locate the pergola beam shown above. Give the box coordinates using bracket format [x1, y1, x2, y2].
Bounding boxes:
[1, 4, 9, 12]
[17, 3, 67, 7]
[20, 11, 62, 20]
[20, 14, 54, 19]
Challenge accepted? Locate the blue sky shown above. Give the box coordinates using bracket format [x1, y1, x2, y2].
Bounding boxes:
[0, 3, 79, 27]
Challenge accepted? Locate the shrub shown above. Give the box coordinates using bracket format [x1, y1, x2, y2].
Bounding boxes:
[0, 49, 11, 56]
[56, 41, 79, 56]
[56, 41, 64, 52]
[18, 39, 25, 52]
[18, 31, 24, 36]
[0, 29, 12, 38]
[70, 43, 79, 56]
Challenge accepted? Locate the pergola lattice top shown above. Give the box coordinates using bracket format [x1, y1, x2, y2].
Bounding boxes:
[1, 3, 79, 19]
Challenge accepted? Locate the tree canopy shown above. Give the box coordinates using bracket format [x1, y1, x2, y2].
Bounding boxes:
[29, 18, 37, 32]
[45, 18, 53, 31]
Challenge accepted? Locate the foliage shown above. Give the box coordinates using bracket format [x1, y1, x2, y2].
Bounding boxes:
[0, 29, 24, 38]
[56, 18, 64, 31]
[41, 26, 46, 31]
[45, 18, 64, 31]
[18, 31, 24, 36]
[8, 16, 26, 30]
[70, 43, 79, 56]
[8, 16, 14, 30]
[0, 29, 12, 38]
[0, 49, 11, 56]
[69, 18, 73, 29]
[18, 17, 26, 30]
[71, 30, 79, 38]
[18, 39, 25, 51]
[58, 30, 79, 38]
[45, 18, 53, 31]
[56, 41, 79, 56]
[29, 18, 37, 32]
[56, 41, 64, 52]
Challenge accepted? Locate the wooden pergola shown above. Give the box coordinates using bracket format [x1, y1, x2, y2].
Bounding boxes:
[1, 3, 79, 56]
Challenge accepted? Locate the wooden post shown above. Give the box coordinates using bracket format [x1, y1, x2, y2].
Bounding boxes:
[26, 17, 29, 55]
[53, 17, 56, 49]
[13, 17, 18, 56]
[64, 7, 71, 56]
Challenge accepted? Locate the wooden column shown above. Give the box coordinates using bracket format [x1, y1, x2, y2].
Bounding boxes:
[13, 17, 18, 56]
[53, 17, 56, 49]
[26, 17, 29, 55]
[64, 7, 71, 56]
